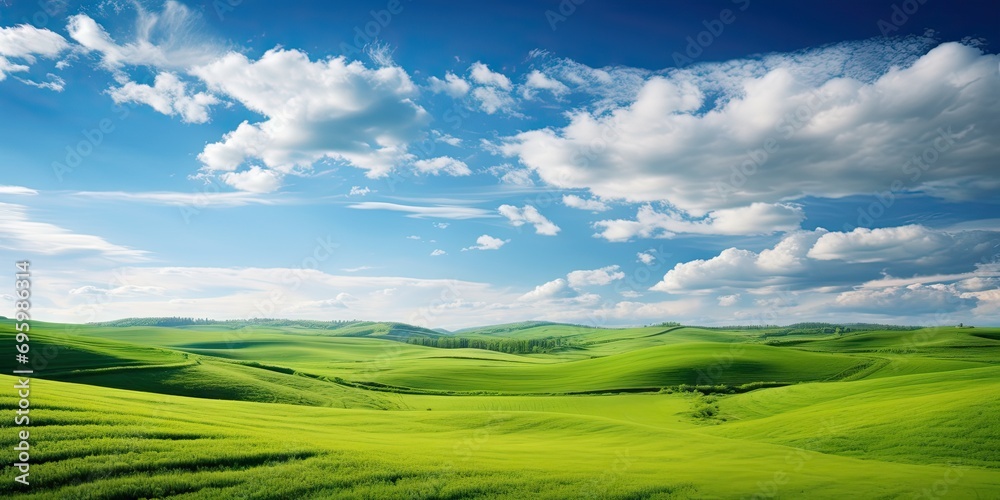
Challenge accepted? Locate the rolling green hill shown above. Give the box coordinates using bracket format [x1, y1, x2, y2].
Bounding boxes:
[1, 319, 997, 498]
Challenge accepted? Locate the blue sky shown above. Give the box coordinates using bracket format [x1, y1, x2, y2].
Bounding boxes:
[1, 0, 999, 329]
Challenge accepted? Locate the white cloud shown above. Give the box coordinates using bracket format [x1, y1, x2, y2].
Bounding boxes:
[498, 204, 560, 236]
[0, 186, 38, 196]
[432, 131, 462, 146]
[808, 225, 989, 265]
[469, 61, 512, 89]
[651, 230, 830, 293]
[430, 249, 446, 256]
[341, 266, 374, 273]
[467, 62, 516, 114]
[0, 202, 148, 261]
[717, 294, 741, 307]
[67, 1, 225, 71]
[487, 164, 534, 186]
[519, 278, 571, 301]
[652, 225, 1000, 295]
[502, 41, 1000, 224]
[562, 194, 608, 212]
[528, 51, 650, 112]
[108, 72, 219, 123]
[72, 190, 281, 207]
[463, 234, 508, 251]
[219, 166, 283, 194]
[957, 276, 1000, 293]
[192, 48, 429, 188]
[69, 285, 165, 296]
[834, 284, 975, 314]
[413, 156, 472, 176]
[522, 69, 569, 99]
[0, 24, 69, 81]
[348, 202, 494, 220]
[427, 71, 470, 98]
[349, 186, 371, 196]
[286, 292, 357, 311]
[472, 86, 517, 115]
[17, 73, 66, 92]
[433, 222, 450, 229]
[567, 265, 625, 289]
[593, 203, 804, 241]
[637, 250, 656, 265]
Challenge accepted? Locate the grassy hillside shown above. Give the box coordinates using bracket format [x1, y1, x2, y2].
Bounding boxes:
[1, 320, 997, 498]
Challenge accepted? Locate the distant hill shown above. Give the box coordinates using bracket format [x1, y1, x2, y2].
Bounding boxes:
[87, 317, 444, 340]
[453, 321, 583, 335]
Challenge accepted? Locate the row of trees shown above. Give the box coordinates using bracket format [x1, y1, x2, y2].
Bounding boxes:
[407, 336, 573, 354]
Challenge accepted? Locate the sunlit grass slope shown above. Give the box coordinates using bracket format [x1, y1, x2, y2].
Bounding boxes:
[2, 375, 998, 499]
[1, 321, 997, 498]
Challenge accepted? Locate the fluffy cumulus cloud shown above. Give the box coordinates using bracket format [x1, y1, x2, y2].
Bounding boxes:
[834, 284, 975, 314]
[427, 71, 470, 97]
[192, 48, 429, 190]
[219, 166, 283, 194]
[467, 61, 517, 114]
[413, 156, 472, 176]
[717, 294, 741, 307]
[651, 225, 1000, 321]
[522, 69, 569, 99]
[463, 234, 509, 251]
[562, 194, 609, 212]
[108, 72, 219, 123]
[567, 265, 625, 289]
[651, 229, 836, 293]
[487, 164, 534, 186]
[637, 251, 656, 265]
[470, 61, 512, 89]
[519, 278, 572, 301]
[501, 41, 1000, 226]
[0, 24, 69, 81]
[808, 225, 999, 268]
[498, 204, 560, 235]
[593, 203, 804, 241]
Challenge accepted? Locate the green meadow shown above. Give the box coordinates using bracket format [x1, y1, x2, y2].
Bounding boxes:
[1, 320, 998, 498]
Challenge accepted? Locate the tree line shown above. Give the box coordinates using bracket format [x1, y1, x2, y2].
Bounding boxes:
[407, 336, 573, 354]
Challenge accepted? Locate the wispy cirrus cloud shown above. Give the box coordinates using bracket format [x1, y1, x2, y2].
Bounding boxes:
[72, 190, 285, 207]
[348, 201, 495, 219]
[0, 202, 148, 261]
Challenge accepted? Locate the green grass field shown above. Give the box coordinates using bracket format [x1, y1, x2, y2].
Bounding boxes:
[1, 320, 998, 498]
